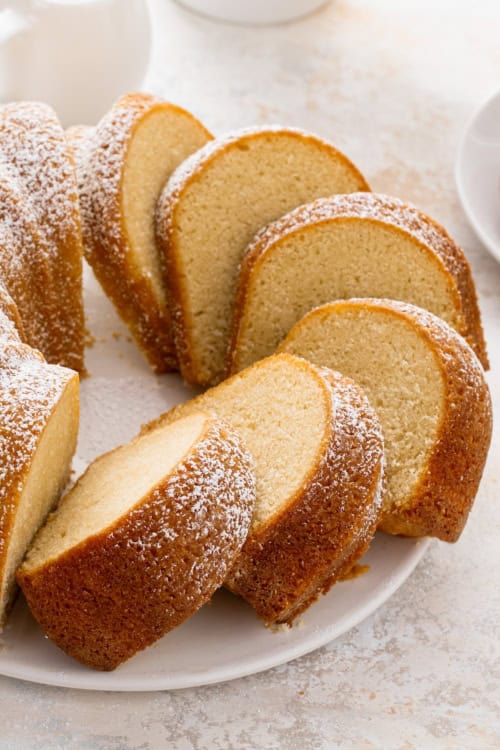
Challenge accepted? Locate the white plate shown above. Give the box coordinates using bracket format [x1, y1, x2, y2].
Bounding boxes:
[0, 267, 431, 691]
[456, 88, 500, 263]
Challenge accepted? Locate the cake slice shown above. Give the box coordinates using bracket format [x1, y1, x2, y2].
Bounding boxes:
[279, 299, 492, 542]
[0, 305, 79, 629]
[83, 93, 212, 373]
[157, 127, 369, 386]
[0, 161, 68, 363]
[143, 353, 384, 624]
[17, 412, 255, 670]
[65, 124, 94, 250]
[0, 102, 85, 372]
[228, 193, 488, 374]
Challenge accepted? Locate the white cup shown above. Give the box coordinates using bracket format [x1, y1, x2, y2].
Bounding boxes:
[174, 0, 330, 25]
[0, 0, 152, 126]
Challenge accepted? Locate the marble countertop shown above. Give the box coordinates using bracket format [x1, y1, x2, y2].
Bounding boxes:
[1, 1, 499, 747]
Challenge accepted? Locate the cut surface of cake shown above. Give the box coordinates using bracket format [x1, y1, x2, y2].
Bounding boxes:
[17, 411, 255, 670]
[0, 101, 85, 372]
[228, 193, 488, 374]
[0, 298, 79, 629]
[279, 298, 492, 542]
[82, 93, 212, 373]
[143, 353, 384, 624]
[157, 127, 370, 385]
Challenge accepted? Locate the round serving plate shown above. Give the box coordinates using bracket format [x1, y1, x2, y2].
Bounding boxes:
[0, 265, 431, 691]
[455, 88, 500, 264]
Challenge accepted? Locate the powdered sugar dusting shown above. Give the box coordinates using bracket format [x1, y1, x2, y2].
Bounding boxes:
[0, 102, 85, 371]
[78, 92, 195, 373]
[0, 159, 59, 358]
[83, 94, 164, 251]
[108, 416, 256, 596]
[18, 414, 256, 668]
[0, 315, 74, 560]
[0, 102, 79, 247]
[303, 366, 384, 557]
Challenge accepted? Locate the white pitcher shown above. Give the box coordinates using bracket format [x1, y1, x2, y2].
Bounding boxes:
[0, 0, 151, 126]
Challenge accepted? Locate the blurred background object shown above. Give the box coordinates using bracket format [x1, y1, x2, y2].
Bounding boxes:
[0, 0, 151, 126]
[174, 0, 330, 25]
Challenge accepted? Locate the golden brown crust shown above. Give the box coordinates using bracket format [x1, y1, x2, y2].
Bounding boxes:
[142, 353, 384, 625]
[228, 193, 488, 376]
[279, 298, 492, 542]
[83, 93, 212, 374]
[156, 128, 370, 386]
[0, 102, 85, 372]
[0, 105, 84, 624]
[0, 171, 57, 358]
[17, 414, 255, 670]
[0, 311, 79, 627]
[225, 369, 384, 624]
[368, 301, 492, 541]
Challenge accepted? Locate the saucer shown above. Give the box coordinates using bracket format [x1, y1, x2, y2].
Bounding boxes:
[455, 89, 500, 263]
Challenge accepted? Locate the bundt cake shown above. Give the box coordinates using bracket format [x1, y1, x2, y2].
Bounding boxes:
[279, 299, 492, 542]
[0, 91, 491, 667]
[0, 101, 85, 372]
[81, 93, 212, 373]
[228, 193, 488, 375]
[143, 353, 384, 624]
[156, 126, 369, 386]
[17, 411, 255, 670]
[0, 287, 79, 629]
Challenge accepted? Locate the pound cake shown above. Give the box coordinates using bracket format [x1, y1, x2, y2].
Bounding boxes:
[0, 161, 73, 364]
[0, 150, 82, 628]
[228, 193, 488, 374]
[143, 354, 384, 624]
[0, 102, 85, 372]
[82, 93, 212, 373]
[279, 299, 492, 541]
[17, 411, 255, 670]
[157, 127, 370, 386]
[65, 124, 94, 249]
[0, 293, 79, 629]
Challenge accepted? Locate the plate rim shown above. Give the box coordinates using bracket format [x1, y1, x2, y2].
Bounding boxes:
[455, 86, 500, 263]
[0, 537, 431, 692]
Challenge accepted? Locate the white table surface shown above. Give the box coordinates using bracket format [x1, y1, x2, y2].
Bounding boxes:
[1, 1, 499, 747]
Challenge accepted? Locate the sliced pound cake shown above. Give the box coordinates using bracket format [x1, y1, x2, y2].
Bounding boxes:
[0, 102, 85, 372]
[279, 299, 492, 542]
[143, 353, 384, 624]
[82, 93, 212, 373]
[228, 193, 488, 375]
[65, 124, 94, 249]
[157, 127, 369, 386]
[17, 412, 255, 670]
[0, 302, 79, 629]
